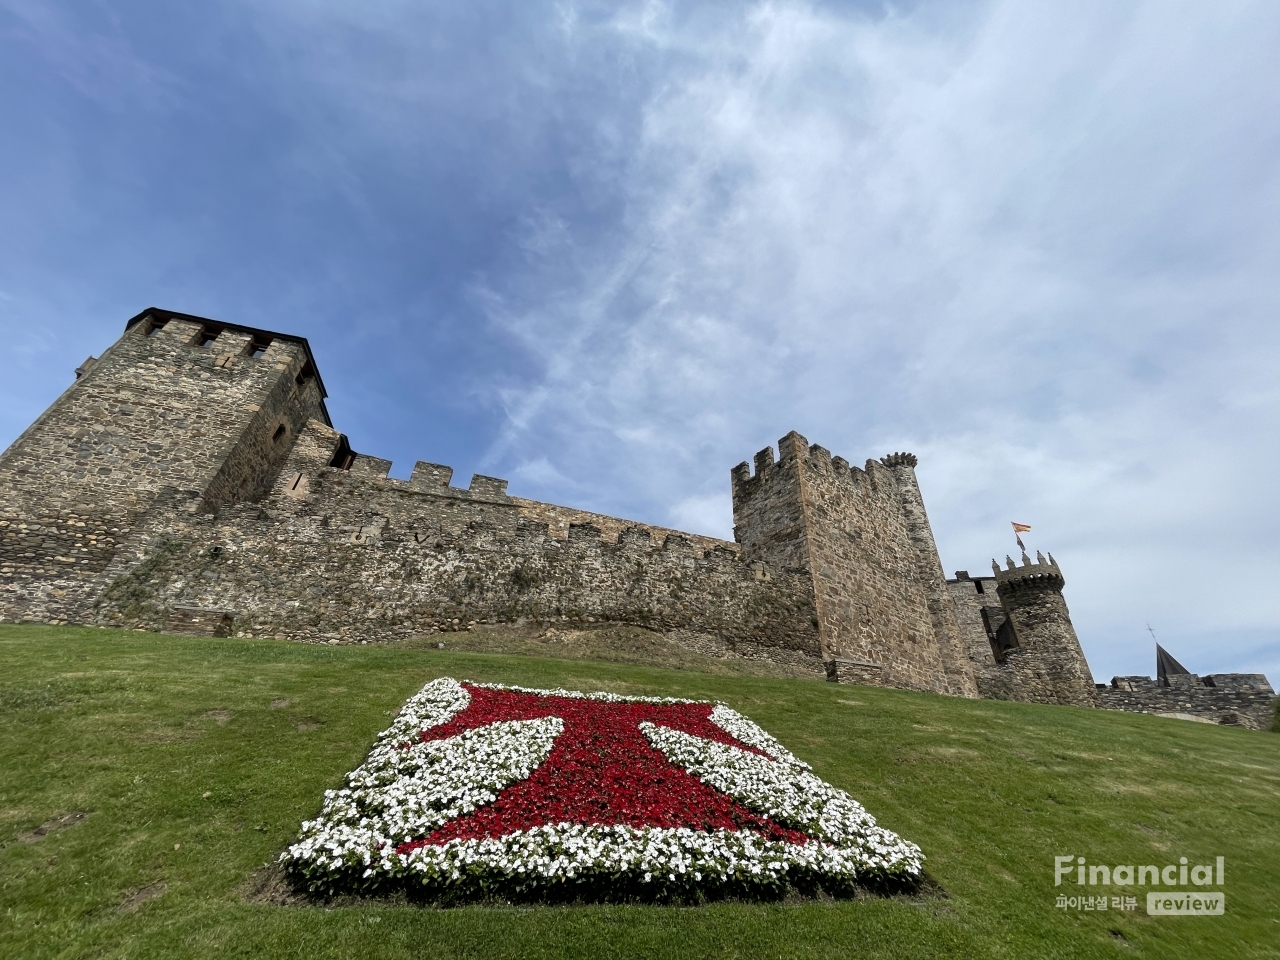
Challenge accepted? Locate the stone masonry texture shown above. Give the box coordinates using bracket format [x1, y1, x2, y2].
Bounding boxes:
[1097, 674, 1275, 731]
[1, 309, 1272, 727]
[989, 553, 1099, 707]
[730, 435, 975, 697]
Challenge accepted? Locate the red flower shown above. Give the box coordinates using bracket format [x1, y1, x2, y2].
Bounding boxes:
[397, 685, 808, 854]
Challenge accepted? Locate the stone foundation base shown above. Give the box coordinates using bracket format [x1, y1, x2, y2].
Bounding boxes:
[825, 658, 887, 685]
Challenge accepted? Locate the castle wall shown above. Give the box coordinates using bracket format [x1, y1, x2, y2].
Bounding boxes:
[6, 309, 1271, 711]
[946, 574, 1010, 698]
[510, 496, 729, 553]
[0, 506, 130, 624]
[82, 419, 823, 670]
[732, 432, 976, 697]
[1098, 674, 1276, 731]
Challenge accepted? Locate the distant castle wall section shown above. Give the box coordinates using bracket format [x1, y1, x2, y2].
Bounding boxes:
[1098, 674, 1275, 731]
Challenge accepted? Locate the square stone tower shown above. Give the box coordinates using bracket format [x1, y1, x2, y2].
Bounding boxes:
[0, 308, 329, 511]
[731, 432, 977, 697]
[0, 308, 329, 621]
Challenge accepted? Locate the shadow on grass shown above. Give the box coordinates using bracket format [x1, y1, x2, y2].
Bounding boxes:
[244, 861, 945, 910]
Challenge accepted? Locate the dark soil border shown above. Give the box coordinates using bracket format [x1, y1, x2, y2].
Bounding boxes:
[244, 861, 944, 909]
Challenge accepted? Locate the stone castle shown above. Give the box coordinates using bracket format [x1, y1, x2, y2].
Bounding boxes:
[1, 309, 1273, 729]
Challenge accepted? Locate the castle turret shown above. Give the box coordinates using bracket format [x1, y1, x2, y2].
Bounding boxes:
[990, 551, 1098, 706]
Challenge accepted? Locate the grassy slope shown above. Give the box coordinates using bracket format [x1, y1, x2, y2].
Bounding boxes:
[1, 625, 1276, 960]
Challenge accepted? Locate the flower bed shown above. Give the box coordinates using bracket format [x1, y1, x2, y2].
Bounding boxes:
[282, 678, 923, 900]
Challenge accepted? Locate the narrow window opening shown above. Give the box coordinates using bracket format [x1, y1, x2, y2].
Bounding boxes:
[282, 472, 309, 500]
[272, 424, 287, 443]
[193, 327, 221, 347]
[981, 607, 1018, 662]
[295, 361, 315, 386]
[328, 435, 356, 470]
[974, 580, 985, 594]
[247, 337, 273, 359]
[145, 319, 168, 337]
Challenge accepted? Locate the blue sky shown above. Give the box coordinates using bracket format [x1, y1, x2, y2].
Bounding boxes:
[2, 0, 1278, 683]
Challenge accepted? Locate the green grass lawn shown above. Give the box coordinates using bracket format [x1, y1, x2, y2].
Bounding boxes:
[1, 625, 1277, 959]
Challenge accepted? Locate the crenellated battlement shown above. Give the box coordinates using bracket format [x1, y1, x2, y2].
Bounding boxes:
[6, 309, 1267, 713]
[301, 441, 513, 505]
[409, 462, 454, 488]
[731, 432, 906, 511]
[880, 452, 918, 468]
[992, 551, 1065, 592]
[1098, 651, 1276, 730]
[468, 475, 510, 498]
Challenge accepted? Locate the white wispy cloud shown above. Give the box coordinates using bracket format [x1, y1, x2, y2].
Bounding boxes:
[0, 0, 178, 106]
[463, 1, 1280, 679]
[1, 0, 1276, 682]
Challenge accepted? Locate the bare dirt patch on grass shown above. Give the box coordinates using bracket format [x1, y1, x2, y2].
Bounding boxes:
[243, 863, 302, 905]
[18, 811, 89, 843]
[120, 881, 165, 913]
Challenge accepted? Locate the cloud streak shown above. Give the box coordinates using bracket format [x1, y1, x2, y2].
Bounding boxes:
[0, 0, 1276, 682]
[467, 1, 1280, 679]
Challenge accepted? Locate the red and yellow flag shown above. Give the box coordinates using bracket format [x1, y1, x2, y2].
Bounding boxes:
[1011, 522, 1031, 534]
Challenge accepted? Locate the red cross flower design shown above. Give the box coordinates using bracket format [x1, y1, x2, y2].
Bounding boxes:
[282, 678, 923, 899]
[400, 685, 808, 850]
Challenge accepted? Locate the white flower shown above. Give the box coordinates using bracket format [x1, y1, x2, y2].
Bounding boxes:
[281, 677, 924, 896]
[640, 722, 922, 875]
